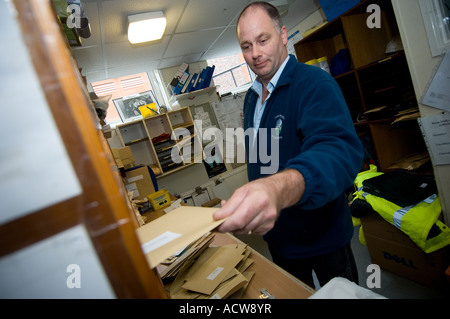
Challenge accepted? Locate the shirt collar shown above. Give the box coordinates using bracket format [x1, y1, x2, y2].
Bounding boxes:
[251, 55, 290, 97]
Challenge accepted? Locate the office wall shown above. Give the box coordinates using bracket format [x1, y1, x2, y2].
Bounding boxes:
[392, 0, 450, 225]
[288, 9, 326, 37]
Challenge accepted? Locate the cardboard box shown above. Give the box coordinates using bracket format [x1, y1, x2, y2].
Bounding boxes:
[202, 198, 222, 208]
[111, 146, 134, 168]
[123, 166, 156, 200]
[361, 213, 450, 289]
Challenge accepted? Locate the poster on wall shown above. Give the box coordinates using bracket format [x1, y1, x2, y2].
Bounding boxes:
[421, 50, 450, 112]
[113, 90, 159, 123]
[418, 112, 450, 166]
[203, 143, 227, 178]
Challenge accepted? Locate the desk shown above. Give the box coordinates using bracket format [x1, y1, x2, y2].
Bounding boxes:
[141, 202, 315, 299]
[211, 232, 315, 299]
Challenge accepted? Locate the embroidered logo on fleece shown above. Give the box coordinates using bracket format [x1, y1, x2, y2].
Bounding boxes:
[273, 114, 285, 139]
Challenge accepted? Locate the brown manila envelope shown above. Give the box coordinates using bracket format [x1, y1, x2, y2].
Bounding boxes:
[181, 244, 247, 295]
[136, 206, 226, 268]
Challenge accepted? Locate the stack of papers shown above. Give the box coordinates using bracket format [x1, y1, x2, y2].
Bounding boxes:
[169, 243, 254, 299]
[136, 206, 226, 268]
[135, 206, 255, 299]
[391, 107, 421, 124]
[158, 233, 215, 279]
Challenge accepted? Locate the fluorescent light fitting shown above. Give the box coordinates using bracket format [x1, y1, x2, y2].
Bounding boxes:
[127, 11, 166, 44]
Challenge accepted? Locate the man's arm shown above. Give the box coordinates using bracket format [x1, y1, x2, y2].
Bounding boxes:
[213, 168, 305, 235]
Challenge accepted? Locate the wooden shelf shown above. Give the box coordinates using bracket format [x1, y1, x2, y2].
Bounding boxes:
[124, 137, 149, 146]
[116, 107, 202, 177]
[294, 0, 425, 172]
[169, 86, 217, 103]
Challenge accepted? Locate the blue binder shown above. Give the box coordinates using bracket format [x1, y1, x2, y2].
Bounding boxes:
[186, 73, 198, 92]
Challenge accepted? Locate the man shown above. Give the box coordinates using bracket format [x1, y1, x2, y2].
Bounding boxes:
[213, 2, 364, 288]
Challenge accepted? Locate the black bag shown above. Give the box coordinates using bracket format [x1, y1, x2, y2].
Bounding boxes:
[362, 170, 437, 207]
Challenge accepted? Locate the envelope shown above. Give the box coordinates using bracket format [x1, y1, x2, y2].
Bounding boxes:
[136, 206, 225, 268]
[181, 244, 247, 295]
[197, 268, 248, 299]
[158, 233, 215, 279]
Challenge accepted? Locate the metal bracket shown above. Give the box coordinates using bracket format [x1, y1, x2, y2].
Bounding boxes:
[259, 288, 275, 299]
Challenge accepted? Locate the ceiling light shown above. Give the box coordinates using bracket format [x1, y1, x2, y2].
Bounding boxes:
[127, 11, 167, 44]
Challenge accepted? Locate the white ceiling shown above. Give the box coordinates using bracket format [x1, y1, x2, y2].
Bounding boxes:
[72, 0, 320, 82]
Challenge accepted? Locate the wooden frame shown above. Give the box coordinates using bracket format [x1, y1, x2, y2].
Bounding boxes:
[0, 0, 167, 298]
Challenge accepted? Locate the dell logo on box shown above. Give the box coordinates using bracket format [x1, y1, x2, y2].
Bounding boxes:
[383, 251, 418, 269]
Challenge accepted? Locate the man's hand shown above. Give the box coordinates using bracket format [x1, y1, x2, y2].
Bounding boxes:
[213, 169, 305, 235]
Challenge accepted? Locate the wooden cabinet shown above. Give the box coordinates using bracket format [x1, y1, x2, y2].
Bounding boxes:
[294, 0, 428, 172]
[116, 107, 202, 176]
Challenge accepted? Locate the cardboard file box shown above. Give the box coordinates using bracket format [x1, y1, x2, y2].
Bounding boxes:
[361, 213, 450, 290]
[111, 146, 134, 169]
[123, 166, 156, 200]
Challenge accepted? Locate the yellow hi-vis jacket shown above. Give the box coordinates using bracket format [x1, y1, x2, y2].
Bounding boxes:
[354, 166, 450, 253]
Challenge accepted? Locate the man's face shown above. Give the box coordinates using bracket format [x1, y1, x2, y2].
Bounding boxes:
[237, 7, 288, 85]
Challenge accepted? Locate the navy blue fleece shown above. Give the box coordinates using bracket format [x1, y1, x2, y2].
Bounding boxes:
[244, 55, 363, 258]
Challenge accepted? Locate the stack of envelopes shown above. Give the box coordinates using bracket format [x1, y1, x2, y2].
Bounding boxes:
[157, 232, 216, 279]
[168, 243, 254, 299]
[135, 206, 255, 298]
[136, 206, 226, 269]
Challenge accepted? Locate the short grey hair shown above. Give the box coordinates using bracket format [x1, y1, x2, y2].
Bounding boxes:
[237, 1, 284, 33]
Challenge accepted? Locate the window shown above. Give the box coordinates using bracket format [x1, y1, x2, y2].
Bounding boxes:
[207, 53, 255, 95]
[91, 72, 156, 126]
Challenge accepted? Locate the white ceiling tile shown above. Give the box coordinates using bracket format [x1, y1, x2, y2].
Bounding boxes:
[157, 56, 185, 70]
[176, 0, 246, 33]
[207, 27, 240, 53]
[104, 37, 169, 68]
[73, 0, 320, 76]
[282, 0, 319, 30]
[72, 46, 105, 72]
[180, 53, 203, 64]
[106, 62, 159, 79]
[164, 28, 223, 59]
[78, 2, 102, 46]
[201, 46, 242, 62]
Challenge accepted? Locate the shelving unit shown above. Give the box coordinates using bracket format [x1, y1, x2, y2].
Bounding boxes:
[294, 0, 428, 172]
[116, 107, 202, 177]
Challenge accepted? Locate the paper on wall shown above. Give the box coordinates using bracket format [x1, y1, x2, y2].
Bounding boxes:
[418, 112, 450, 165]
[422, 51, 450, 112]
